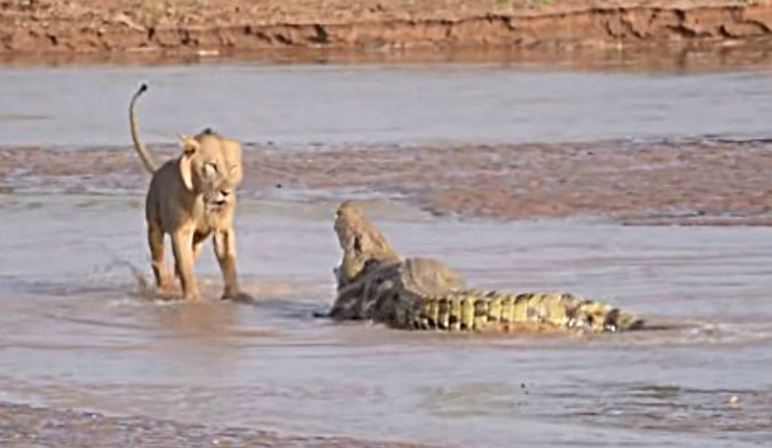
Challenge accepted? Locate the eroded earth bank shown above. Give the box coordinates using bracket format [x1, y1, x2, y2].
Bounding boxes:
[5, 0, 772, 56]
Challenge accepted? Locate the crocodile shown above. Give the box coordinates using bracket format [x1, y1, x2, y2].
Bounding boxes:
[327, 201, 644, 333]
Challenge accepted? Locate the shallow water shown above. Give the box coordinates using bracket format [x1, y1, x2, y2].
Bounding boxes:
[3, 61, 772, 147]
[1, 195, 770, 447]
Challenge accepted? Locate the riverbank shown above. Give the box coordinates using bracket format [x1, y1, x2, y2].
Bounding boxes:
[3, 0, 772, 57]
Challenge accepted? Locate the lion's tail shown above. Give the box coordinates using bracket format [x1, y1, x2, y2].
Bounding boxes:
[129, 83, 157, 174]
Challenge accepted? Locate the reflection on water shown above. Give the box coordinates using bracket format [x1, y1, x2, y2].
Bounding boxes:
[0, 195, 770, 447]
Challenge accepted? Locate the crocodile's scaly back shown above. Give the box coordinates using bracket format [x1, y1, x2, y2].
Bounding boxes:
[367, 259, 644, 333]
[397, 290, 644, 333]
[399, 258, 467, 296]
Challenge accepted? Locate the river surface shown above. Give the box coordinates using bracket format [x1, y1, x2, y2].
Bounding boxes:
[1, 195, 771, 447]
[2, 60, 772, 147]
[1, 57, 772, 447]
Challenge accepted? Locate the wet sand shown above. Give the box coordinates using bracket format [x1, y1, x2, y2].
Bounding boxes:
[3, 137, 772, 223]
[0, 402, 428, 448]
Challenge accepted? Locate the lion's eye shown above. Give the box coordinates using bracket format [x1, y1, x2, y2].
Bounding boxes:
[204, 162, 218, 176]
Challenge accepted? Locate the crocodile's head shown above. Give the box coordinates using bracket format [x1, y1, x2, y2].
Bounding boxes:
[334, 200, 365, 250]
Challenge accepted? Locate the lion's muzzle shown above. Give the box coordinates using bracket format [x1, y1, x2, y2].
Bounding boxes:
[204, 187, 233, 212]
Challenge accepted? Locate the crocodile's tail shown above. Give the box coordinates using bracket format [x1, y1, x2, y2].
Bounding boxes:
[401, 291, 644, 333]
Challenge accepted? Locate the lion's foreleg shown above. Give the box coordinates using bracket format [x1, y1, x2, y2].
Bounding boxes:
[214, 227, 241, 299]
[171, 228, 199, 300]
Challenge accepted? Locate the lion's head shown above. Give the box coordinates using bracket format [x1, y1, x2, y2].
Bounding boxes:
[178, 129, 244, 212]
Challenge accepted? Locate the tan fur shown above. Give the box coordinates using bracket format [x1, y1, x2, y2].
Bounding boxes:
[129, 84, 247, 301]
[333, 200, 401, 291]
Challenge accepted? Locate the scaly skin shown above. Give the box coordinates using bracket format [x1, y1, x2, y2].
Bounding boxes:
[328, 201, 644, 333]
[399, 290, 643, 333]
[332, 257, 643, 333]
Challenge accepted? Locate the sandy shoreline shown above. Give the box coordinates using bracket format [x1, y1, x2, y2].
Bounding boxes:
[4, 0, 772, 57]
[2, 137, 771, 224]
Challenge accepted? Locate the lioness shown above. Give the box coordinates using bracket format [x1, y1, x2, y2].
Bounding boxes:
[129, 83, 247, 301]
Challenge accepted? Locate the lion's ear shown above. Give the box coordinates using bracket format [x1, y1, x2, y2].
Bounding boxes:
[178, 135, 199, 191]
[179, 155, 194, 191]
[178, 134, 199, 155]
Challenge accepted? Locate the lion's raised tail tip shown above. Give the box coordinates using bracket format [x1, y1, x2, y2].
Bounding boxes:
[138, 83, 148, 94]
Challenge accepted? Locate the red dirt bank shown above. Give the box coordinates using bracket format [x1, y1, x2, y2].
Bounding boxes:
[3, 0, 772, 55]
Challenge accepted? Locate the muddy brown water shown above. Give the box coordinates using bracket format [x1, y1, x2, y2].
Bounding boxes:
[1, 59, 772, 446]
